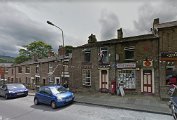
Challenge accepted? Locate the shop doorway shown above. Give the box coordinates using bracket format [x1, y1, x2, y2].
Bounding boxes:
[143, 70, 152, 93]
[99, 70, 109, 92]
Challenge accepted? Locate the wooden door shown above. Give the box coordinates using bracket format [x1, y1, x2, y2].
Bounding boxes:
[101, 70, 108, 89]
[143, 70, 152, 93]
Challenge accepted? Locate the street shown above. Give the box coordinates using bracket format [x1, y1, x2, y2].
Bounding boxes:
[0, 96, 173, 120]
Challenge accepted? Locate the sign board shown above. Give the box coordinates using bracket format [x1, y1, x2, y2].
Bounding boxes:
[161, 52, 177, 61]
[143, 60, 153, 67]
[117, 63, 136, 69]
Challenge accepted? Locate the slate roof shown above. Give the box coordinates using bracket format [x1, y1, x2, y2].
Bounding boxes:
[77, 34, 158, 48]
[155, 20, 177, 29]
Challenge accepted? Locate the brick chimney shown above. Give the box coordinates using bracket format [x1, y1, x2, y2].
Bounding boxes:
[153, 18, 159, 26]
[117, 28, 123, 39]
[58, 46, 65, 57]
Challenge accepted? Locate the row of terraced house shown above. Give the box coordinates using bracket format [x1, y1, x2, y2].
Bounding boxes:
[4, 18, 177, 99]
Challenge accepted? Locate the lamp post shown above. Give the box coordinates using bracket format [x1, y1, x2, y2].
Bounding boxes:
[47, 21, 65, 85]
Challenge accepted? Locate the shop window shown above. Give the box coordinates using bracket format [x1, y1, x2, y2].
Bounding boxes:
[99, 47, 109, 64]
[84, 49, 91, 62]
[117, 70, 136, 89]
[82, 69, 91, 86]
[124, 46, 135, 60]
[166, 66, 176, 85]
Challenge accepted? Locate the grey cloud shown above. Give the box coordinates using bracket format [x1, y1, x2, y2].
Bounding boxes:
[99, 10, 120, 40]
[133, 0, 177, 35]
[0, 3, 60, 57]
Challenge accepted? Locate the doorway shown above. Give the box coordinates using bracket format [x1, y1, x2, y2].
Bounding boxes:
[143, 70, 152, 93]
[99, 69, 109, 92]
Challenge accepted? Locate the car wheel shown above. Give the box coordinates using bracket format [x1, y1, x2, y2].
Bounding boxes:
[34, 98, 39, 105]
[5, 94, 8, 99]
[51, 101, 57, 109]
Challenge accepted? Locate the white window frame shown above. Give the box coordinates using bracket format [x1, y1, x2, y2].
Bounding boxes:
[48, 63, 53, 73]
[99, 47, 109, 63]
[82, 69, 91, 86]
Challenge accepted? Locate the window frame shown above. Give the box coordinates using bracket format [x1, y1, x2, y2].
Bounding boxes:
[48, 62, 53, 73]
[99, 47, 109, 64]
[25, 66, 30, 73]
[18, 66, 22, 73]
[84, 49, 91, 62]
[36, 64, 39, 73]
[82, 69, 91, 86]
[124, 46, 135, 61]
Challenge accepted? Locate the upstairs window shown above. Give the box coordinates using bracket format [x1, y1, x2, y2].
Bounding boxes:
[25, 66, 30, 73]
[124, 46, 135, 60]
[99, 47, 109, 64]
[18, 66, 22, 73]
[12, 68, 14, 75]
[36, 64, 39, 73]
[82, 69, 91, 86]
[48, 63, 53, 73]
[84, 49, 91, 62]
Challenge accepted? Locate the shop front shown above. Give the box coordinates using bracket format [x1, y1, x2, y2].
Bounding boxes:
[160, 52, 177, 99]
[116, 63, 137, 94]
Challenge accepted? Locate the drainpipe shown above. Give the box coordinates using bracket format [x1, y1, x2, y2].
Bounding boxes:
[15, 65, 16, 83]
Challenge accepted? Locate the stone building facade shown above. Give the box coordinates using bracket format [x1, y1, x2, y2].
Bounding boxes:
[70, 29, 159, 95]
[153, 18, 177, 99]
[5, 56, 71, 89]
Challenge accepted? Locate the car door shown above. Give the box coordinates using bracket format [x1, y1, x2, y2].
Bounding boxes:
[42, 88, 53, 105]
[37, 87, 46, 104]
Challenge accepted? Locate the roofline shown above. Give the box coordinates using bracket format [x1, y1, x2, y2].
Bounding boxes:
[76, 34, 158, 48]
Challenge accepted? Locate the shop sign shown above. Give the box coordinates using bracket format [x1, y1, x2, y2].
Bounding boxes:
[116, 63, 136, 68]
[143, 60, 153, 67]
[161, 52, 177, 61]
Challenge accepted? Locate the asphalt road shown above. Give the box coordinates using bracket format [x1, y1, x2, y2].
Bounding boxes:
[0, 96, 173, 120]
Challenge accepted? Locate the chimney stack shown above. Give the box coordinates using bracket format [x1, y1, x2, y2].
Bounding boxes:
[153, 18, 159, 27]
[117, 28, 123, 39]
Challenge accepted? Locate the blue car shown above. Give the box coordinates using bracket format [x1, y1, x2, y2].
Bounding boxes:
[0, 83, 28, 99]
[34, 85, 74, 109]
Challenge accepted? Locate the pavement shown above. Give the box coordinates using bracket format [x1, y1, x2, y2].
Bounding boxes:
[28, 90, 171, 115]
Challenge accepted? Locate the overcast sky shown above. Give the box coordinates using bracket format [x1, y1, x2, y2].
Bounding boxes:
[0, 0, 177, 57]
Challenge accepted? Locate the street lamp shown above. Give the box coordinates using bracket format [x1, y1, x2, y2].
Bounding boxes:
[47, 21, 65, 85]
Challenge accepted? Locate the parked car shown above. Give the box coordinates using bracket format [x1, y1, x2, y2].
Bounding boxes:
[169, 86, 177, 120]
[34, 85, 74, 109]
[0, 83, 28, 99]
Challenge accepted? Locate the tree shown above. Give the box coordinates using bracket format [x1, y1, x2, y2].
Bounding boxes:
[15, 41, 53, 64]
[65, 45, 73, 56]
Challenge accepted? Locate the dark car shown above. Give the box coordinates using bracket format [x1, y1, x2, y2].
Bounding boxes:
[0, 83, 28, 99]
[34, 85, 74, 109]
[169, 86, 177, 120]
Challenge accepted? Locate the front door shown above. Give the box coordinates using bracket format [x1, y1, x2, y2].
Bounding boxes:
[143, 70, 152, 93]
[100, 70, 109, 92]
[55, 77, 61, 85]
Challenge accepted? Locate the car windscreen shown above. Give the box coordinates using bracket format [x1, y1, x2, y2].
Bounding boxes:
[50, 86, 67, 94]
[7, 84, 25, 90]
